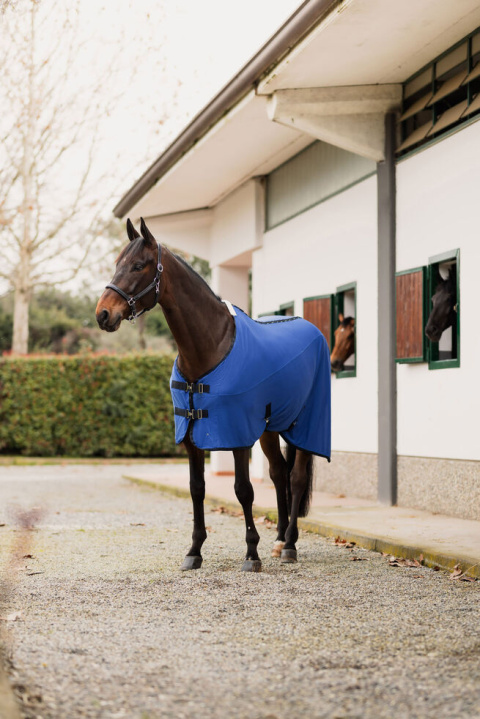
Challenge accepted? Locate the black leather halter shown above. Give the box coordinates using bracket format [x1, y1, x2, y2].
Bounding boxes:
[105, 242, 163, 323]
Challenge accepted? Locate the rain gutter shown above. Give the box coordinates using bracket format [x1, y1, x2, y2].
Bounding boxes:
[113, 0, 342, 218]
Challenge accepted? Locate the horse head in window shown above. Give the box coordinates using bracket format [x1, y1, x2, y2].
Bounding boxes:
[330, 314, 355, 373]
[425, 267, 457, 342]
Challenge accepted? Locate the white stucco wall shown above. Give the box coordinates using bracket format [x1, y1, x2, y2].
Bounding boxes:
[210, 179, 263, 267]
[397, 119, 480, 461]
[252, 176, 379, 454]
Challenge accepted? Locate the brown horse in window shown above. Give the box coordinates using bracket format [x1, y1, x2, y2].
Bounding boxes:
[330, 314, 355, 373]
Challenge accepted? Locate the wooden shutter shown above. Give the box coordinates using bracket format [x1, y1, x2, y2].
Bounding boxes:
[395, 268, 426, 362]
[303, 295, 333, 350]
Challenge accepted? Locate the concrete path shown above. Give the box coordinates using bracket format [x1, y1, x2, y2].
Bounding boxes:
[0, 463, 478, 719]
[124, 461, 480, 579]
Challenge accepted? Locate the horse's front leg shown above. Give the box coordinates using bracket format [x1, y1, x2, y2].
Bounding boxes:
[181, 435, 207, 570]
[233, 448, 262, 573]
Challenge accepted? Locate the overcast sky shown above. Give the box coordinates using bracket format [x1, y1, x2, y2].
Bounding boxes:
[100, 0, 302, 203]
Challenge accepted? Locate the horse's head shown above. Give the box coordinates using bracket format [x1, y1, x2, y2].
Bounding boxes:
[425, 267, 457, 342]
[96, 218, 163, 332]
[330, 314, 355, 373]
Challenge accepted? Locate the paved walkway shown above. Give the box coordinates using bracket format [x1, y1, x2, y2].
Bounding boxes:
[123, 461, 480, 579]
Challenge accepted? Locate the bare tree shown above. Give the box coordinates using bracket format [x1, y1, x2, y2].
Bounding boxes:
[0, 0, 172, 353]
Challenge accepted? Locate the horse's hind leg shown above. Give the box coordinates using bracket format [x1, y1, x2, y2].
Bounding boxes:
[181, 436, 207, 570]
[259, 431, 289, 558]
[282, 450, 313, 564]
[233, 448, 262, 572]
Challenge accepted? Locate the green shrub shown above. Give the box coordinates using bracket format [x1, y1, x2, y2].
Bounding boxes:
[0, 354, 183, 457]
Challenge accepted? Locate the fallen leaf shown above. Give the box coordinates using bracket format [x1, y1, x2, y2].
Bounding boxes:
[130, 523, 145, 527]
[26, 571, 44, 576]
[23, 554, 34, 559]
[450, 564, 476, 581]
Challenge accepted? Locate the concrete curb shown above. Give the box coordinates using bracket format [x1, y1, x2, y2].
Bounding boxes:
[124, 475, 480, 580]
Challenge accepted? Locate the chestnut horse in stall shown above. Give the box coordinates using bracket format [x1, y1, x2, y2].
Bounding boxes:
[96, 219, 331, 573]
[330, 314, 355, 373]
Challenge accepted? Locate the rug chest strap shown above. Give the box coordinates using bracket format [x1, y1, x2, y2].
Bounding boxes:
[171, 380, 210, 394]
[174, 407, 209, 420]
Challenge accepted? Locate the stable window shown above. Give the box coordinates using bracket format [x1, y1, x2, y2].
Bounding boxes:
[303, 294, 334, 349]
[277, 302, 294, 317]
[395, 250, 460, 369]
[333, 282, 356, 378]
[427, 250, 460, 370]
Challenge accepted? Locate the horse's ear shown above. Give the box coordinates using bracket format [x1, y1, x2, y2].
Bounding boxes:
[140, 217, 156, 247]
[338, 313, 344, 324]
[126, 218, 140, 242]
[350, 318, 355, 327]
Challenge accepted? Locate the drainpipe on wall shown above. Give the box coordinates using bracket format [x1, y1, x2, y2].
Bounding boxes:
[377, 113, 397, 505]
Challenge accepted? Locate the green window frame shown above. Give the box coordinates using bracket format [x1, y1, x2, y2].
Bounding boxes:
[427, 249, 460, 370]
[333, 281, 357, 379]
[278, 301, 295, 317]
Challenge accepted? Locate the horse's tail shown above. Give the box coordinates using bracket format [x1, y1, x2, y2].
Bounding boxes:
[285, 444, 314, 518]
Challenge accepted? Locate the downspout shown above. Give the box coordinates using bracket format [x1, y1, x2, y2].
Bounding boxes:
[114, 0, 342, 218]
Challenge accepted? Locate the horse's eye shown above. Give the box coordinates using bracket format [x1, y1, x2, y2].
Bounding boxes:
[133, 263, 145, 272]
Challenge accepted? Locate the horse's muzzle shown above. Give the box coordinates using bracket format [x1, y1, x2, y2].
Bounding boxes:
[96, 308, 121, 333]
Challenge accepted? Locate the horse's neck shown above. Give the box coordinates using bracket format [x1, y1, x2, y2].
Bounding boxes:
[159, 249, 234, 380]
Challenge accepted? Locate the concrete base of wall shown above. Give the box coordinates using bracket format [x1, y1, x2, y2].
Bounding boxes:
[314, 451, 378, 501]
[398, 456, 480, 521]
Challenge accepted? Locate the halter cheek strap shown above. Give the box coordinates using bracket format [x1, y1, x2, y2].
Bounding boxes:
[105, 242, 163, 323]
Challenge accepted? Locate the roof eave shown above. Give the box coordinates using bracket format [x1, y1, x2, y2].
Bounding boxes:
[113, 0, 341, 218]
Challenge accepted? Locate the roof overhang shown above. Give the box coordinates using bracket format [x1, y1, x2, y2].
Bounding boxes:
[116, 0, 480, 221]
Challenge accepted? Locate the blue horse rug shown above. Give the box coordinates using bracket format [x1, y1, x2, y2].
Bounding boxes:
[170, 306, 331, 460]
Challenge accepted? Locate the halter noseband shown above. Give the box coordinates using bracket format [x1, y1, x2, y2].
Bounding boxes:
[105, 242, 163, 323]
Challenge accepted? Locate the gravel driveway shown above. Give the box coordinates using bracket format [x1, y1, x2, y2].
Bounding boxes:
[0, 464, 478, 719]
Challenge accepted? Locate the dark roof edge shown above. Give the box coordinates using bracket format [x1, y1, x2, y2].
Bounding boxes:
[114, 0, 340, 218]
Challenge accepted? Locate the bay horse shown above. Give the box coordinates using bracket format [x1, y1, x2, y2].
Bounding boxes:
[330, 314, 355, 373]
[96, 218, 331, 573]
[425, 266, 457, 342]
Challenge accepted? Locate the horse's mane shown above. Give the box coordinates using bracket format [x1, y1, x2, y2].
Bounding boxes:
[173, 252, 222, 302]
[116, 240, 222, 303]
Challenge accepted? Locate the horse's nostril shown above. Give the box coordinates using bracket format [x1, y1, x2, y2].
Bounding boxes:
[98, 309, 109, 325]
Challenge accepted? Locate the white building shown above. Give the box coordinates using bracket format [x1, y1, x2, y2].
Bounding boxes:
[115, 0, 480, 520]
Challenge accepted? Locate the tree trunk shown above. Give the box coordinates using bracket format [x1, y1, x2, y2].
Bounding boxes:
[12, 288, 30, 355]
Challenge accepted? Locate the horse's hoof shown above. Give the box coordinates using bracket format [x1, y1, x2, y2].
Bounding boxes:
[241, 559, 262, 573]
[281, 548, 297, 563]
[180, 556, 203, 570]
[271, 541, 285, 558]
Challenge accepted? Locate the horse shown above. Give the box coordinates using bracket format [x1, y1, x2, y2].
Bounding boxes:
[425, 266, 457, 342]
[96, 218, 331, 573]
[330, 314, 355, 373]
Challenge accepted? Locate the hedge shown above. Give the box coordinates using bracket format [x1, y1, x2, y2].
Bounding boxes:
[0, 354, 183, 457]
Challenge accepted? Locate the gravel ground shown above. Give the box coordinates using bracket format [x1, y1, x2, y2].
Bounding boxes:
[0, 464, 479, 719]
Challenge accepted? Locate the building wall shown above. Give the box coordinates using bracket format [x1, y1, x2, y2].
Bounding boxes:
[252, 175, 379, 497]
[210, 179, 262, 267]
[396, 119, 480, 463]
